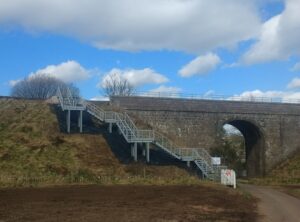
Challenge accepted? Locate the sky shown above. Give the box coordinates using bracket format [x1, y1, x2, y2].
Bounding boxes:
[1, 0, 300, 101]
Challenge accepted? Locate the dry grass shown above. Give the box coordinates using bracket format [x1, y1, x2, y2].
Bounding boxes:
[247, 151, 300, 186]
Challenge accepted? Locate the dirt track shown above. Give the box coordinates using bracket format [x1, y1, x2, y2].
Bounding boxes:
[0, 185, 257, 222]
[240, 184, 300, 222]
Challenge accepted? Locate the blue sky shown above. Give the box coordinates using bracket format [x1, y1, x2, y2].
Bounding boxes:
[1, 0, 300, 100]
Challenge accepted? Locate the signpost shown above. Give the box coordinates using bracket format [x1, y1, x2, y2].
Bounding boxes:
[221, 169, 236, 189]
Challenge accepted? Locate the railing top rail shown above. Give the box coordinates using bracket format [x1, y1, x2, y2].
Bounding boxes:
[116, 91, 300, 105]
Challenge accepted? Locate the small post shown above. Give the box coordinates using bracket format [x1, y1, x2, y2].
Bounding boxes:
[67, 110, 71, 133]
[134, 142, 137, 162]
[146, 143, 150, 163]
[108, 123, 113, 133]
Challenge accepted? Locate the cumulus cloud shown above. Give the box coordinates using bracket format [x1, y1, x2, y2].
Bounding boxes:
[231, 89, 300, 102]
[242, 0, 300, 64]
[287, 77, 300, 89]
[29, 60, 91, 83]
[0, 0, 261, 53]
[99, 68, 168, 88]
[291, 62, 300, 72]
[179, 53, 221, 77]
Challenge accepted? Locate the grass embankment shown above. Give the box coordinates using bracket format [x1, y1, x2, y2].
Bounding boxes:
[0, 98, 200, 187]
[0, 98, 259, 221]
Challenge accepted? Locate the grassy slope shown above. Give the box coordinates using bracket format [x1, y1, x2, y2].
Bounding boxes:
[269, 152, 300, 181]
[248, 150, 300, 198]
[248, 152, 300, 186]
[0, 98, 198, 187]
[0, 98, 260, 221]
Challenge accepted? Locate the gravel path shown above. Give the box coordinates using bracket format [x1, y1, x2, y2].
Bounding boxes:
[240, 184, 300, 222]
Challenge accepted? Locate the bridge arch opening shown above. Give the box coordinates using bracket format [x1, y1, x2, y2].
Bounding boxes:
[219, 120, 265, 177]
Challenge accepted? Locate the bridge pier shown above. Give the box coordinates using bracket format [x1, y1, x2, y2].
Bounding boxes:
[187, 161, 190, 167]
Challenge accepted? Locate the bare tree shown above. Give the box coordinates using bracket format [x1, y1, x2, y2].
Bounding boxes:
[102, 73, 135, 97]
[11, 74, 79, 99]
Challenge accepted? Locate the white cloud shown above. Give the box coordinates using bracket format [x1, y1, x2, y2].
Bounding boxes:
[90, 96, 109, 101]
[0, 0, 261, 53]
[223, 124, 242, 135]
[100, 68, 168, 88]
[204, 90, 215, 97]
[9, 79, 22, 87]
[287, 77, 300, 89]
[179, 53, 221, 77]
[29, 60, 91, 83]
[291, 62, 300, 72]
[242, 0, 300, 64]
[230, 89, 300, 102]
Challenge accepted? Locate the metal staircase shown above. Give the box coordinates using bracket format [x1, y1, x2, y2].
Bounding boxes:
[56, 88, 227, 181]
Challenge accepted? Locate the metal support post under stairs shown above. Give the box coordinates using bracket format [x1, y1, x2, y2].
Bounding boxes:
[187, 161, 190, 167]
[78, 110, 83, 133]
[146, 143, 150, 163]
[142, 147, 146, 157]
[108, 123, 113, 133]
[141, 143, 150, 163]
[67, 110, 71, 133]
[133, 142, 137, 162]
[131, 144, 134, 157]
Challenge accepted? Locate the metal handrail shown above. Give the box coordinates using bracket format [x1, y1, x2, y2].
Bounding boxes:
[56, 87, 227, 181]
[128, 91, 300, 104]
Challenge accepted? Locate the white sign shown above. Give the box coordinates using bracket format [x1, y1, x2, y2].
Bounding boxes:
[221, 169, 236, 189]
[211, 157, 221, 165]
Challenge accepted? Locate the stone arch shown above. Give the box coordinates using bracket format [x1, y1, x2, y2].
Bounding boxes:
[222, 119, 266, 177]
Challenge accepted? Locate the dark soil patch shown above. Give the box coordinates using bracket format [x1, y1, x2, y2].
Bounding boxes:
[0, 185, 258, 222]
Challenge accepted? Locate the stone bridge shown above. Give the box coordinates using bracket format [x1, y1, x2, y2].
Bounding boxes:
[111, 96, 300, 177]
